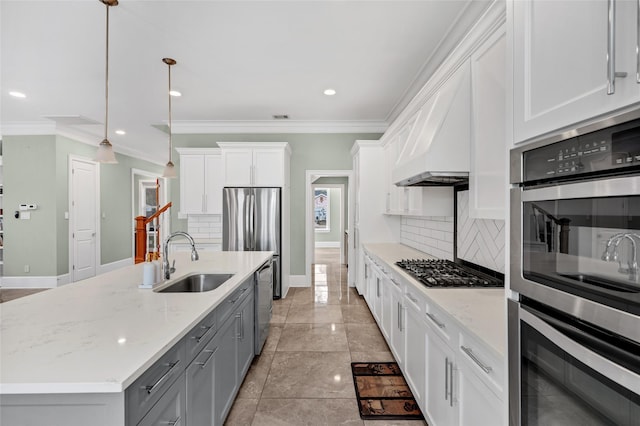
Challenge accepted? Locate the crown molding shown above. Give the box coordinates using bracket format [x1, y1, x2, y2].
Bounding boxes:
[0, 121, 164, 166]
[169, 120, 388, 134]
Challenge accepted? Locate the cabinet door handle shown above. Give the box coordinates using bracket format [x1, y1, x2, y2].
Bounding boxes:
[166, 416, 181, 426]
[444, 357, 449, 401]
[397, 302, 403, 331]
[195, 348, 216, 369]
[637, 0, 640, 82]
[203, 194, 208, 213]
[449, 360, 454, 407]
[460, 345, 493, 374]
[235, 312, 243, 339]
[376, 278, 380, 297]
[191, 324, 214, 343]
[407, 293, 418, 303]
[608, 0, 629, 94]
[364, 264, 368, 279]
[426, 312, 446, 329]
[143, 360, 180, 394]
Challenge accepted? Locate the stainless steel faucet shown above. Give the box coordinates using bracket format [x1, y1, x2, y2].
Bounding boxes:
[601, 233, 639, 281]
[163, 231, 199, 280]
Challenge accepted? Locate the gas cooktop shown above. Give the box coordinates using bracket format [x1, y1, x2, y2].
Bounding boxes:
[395, 259, 503, 288]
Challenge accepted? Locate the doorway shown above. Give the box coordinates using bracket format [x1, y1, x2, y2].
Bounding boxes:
[131, 169, 169, 261]
[304, 170, 353, 288]
[69, 156, 100, 282]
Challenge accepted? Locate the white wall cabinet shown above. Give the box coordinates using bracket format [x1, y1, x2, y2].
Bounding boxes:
[177, 148, 223, 215]
[470, 25, 507, 220]
[513, 0, 640, 144]
[218, 142, 290, 187]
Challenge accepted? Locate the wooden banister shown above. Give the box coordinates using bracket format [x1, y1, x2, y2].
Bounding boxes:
[135, 202, 172, 264]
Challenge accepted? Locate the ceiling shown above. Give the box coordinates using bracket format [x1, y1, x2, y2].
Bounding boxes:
[1, 0, 490, 163]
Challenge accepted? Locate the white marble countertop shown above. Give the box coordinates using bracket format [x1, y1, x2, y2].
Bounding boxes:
[363, 243, 506, 358]
[0, 251, 272, 395]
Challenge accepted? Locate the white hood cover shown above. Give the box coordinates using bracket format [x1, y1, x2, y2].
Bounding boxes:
[393, 62, 471, 186]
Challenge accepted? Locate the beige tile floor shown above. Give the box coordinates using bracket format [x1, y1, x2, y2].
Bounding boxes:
[0, 288, 48, 303]
[225, 248, 427, 426]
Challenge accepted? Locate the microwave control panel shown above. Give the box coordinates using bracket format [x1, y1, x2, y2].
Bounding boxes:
[523, 119, 640, 183]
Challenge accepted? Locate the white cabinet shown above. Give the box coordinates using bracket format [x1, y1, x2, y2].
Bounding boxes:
[351, 141, 399, 292]
[457, 359, 503, 426]
[218, 142, 290, 187]
[405, 287, 427, 407]
[513, 0, 640, 144]
[425, 324, 458, 426]
[389, 281, 405, 371]
[177, 148, 223, 215]
[470, 25, 507, 220]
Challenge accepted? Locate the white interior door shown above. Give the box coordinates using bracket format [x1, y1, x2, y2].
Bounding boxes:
[71, 158, 99, 282]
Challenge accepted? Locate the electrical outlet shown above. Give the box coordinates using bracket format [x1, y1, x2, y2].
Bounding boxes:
[24, 264, 30, 273]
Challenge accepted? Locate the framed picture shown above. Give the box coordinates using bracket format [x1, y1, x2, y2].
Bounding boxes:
[314, 188, 330, 232]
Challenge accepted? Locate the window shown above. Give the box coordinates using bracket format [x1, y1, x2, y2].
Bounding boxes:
[314, 188, 330, 232]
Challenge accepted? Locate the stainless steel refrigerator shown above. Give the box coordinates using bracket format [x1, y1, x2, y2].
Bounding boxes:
[222, 187, 281, 298]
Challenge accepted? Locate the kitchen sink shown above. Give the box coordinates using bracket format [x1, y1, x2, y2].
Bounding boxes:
[157, 273, 234, 293]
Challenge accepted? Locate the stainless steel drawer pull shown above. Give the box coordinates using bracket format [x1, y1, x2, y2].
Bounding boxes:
[460, 345, 492, 374]
[195, 349, 216, 369]
[143, 360, 180, 394]
[391, 278, 400, 287]
[426, 312, 445, 329]
[192, 325, 213, 343]
[166, 415, 181, 425]
[444, 357, 449, 400]
[406, 294, 418, 303]
[449, 360, 454, 407]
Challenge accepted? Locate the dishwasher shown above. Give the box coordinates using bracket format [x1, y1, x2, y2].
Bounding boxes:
[254, 259, 273, 354]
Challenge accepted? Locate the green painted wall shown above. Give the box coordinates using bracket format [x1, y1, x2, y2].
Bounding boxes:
[170, 133, 381, 275]
[4, 134, 162, 277]
[4, 135, 58, 276]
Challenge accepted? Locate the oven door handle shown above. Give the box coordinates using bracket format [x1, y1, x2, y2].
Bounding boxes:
[521, 175, 640, 202]
[519, 307, 640, 394]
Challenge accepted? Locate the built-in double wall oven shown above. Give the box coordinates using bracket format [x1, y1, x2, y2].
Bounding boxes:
[509, 110, 640, 426]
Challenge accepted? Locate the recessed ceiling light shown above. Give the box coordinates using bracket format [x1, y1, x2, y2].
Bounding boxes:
[115, 130, 126, 135]
[9, 91, 26, 98]
[169, 90, 181, 97]
[323, 88, 336, 96]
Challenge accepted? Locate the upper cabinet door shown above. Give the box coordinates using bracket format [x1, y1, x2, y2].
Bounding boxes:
[513, 0, 640, 144]
[253, 148, 284, 187]
[180, 154, 206, 214]
[222, 148, 253, 186]
[204, 155, 223, 214]
[470, 26, 506, 220]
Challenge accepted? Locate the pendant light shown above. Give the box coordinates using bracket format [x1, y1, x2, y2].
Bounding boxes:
[95, 0, 118, 164]
[162, 58, 177, 178]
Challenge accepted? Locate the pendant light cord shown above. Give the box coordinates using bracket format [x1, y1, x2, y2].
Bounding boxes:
[168, 62, 172, 163]
[104, 2, 110, 141]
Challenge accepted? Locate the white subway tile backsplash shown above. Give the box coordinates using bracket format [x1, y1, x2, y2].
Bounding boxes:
[400, 215, 454, 258]
[187, 214, 223, 239]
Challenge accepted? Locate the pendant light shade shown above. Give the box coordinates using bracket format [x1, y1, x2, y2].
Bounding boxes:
[162, 57, 177, 178]
[95, 0, 118, 164]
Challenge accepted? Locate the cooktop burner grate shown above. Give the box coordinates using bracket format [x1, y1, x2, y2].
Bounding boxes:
[395, 259, 503, 288]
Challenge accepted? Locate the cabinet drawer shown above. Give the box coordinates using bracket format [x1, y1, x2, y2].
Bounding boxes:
[217, 277, 253, 325]
[137, 374, 186, 426]
[404, 284, 425, 315]
[184, 308, 217, 364]
[126, 342, 186, 426]
[424, 301, 457, 346]
[458, 330, 504, 398]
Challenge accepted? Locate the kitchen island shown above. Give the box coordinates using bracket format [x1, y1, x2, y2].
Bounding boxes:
[0, 250, 272, 425]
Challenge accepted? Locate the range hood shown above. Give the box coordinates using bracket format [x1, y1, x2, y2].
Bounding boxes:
[392, 62, 471, 187]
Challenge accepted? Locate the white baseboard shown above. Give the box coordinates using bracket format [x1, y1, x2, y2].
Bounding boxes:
[2, 276, 61, 289]
[99, 258, 133, 274]
[2, 259, 133, 289]
[314, 241, 340, 248]
[288, 275, 310, 287]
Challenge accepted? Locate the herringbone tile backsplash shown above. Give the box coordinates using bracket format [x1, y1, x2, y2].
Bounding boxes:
[456, 191, 505, 273]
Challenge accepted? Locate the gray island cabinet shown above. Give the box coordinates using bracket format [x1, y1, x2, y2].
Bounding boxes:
[0, 251, 270, 426]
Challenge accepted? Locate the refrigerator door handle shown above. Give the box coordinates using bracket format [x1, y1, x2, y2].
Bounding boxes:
[249, 193, 256, 250]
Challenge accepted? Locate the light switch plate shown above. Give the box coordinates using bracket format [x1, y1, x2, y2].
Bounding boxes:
[20, 212, 31, 220]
